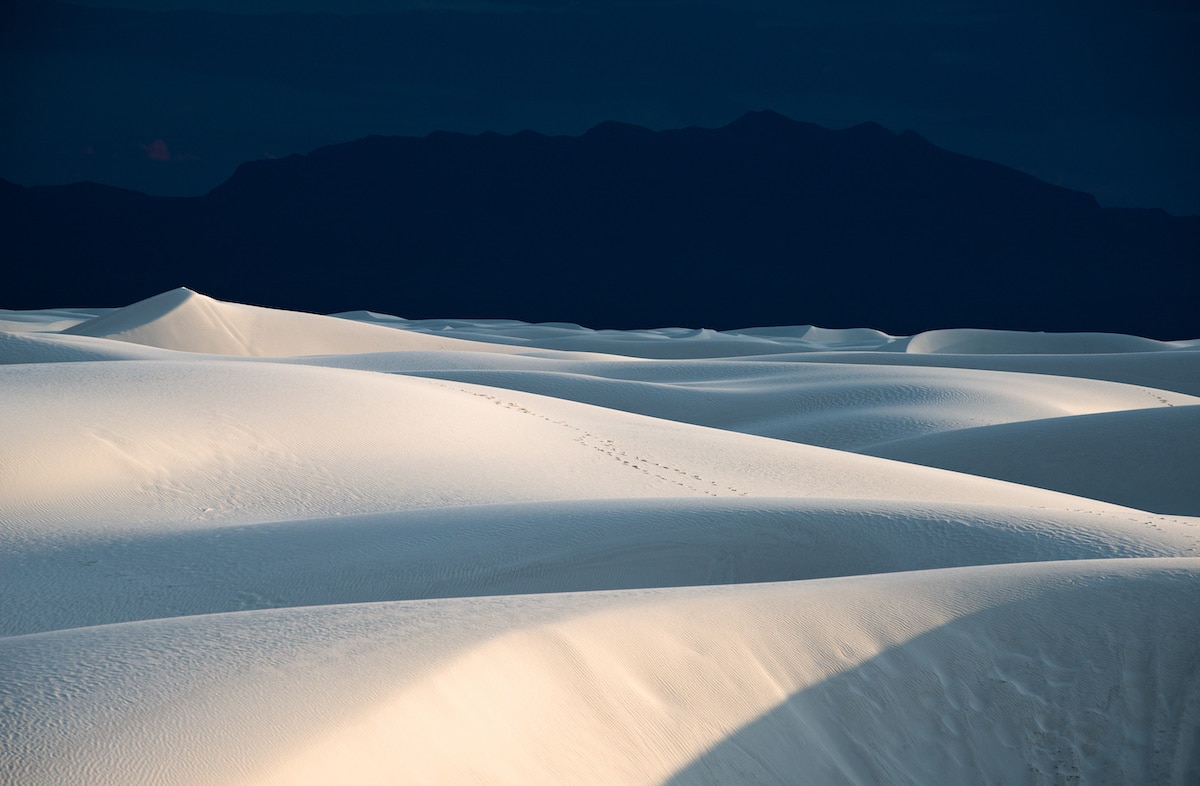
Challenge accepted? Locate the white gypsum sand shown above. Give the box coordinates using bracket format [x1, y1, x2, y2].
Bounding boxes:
[2, 289, 1198, 785]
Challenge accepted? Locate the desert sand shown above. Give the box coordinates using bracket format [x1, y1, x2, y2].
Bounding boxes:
[2, 288, 1198, 784]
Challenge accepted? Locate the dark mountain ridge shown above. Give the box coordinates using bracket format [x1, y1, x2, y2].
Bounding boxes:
[4, 111, 1197, 337]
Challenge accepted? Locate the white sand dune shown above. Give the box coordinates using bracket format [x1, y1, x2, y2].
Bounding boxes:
[0, 306, 110, 333]
[742, 348, 1200, 396]
[3, 290, 1198, 785]
[866, 404, 1200, 516]
[903, 327, 1177, 354]
[63, 287, 529, 357]
[4, 561, 1198, 786]
[5, 497, 1196, 638]
[337, 312, 907, 357]
[7, 359, 1142, 541]
[340, 310, 1190, 358]
[290, 352, 1198, 450]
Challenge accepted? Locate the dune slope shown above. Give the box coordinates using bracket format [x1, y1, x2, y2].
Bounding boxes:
[866, 405, 1200, 515]
[4, 561, 1198, 786]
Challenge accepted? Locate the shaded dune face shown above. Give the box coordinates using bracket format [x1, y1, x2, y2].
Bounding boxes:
[3, 291, 1199, 785]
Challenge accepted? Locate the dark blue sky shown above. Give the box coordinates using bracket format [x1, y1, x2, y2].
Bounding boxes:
[3, 0, 1197, 214]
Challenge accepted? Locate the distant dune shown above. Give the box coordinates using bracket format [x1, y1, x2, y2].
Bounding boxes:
[62, 287, 528, 357]
[3, 291, 1199, 785]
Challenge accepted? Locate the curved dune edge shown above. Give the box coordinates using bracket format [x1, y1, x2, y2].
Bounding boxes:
[866, 405, 1200, 516]
[744, 349, 1200, 397]
[3, 497, 1197, 637]
[62, 288, 528, 357]
[306, 358, 1198, 451]
[3, 560, 1197, 786]
[340, 310, 1192, 358]
[903, 327, 1175, 355]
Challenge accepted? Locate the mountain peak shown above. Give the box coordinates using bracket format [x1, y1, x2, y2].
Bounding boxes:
[722, 110, 829, 142]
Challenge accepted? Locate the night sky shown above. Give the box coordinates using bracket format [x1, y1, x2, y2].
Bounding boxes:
[2, 0, 1197, 215]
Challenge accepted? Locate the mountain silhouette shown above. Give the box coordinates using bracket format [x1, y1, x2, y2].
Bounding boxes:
[3, 111, 1197, 337]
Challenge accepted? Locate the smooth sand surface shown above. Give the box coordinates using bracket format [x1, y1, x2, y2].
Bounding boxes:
[3, 290, 1198, 784]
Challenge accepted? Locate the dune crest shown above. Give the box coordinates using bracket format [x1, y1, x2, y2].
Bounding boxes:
[905, 327, 1176, 355]
[64, 287, 525, 357]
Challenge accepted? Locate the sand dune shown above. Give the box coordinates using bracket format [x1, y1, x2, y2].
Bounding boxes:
[8, 358, 1144, 541]
[64, 288, 528, 357]
[4, 561, 1197, 786]
[2, 291, 1198, 784]
[292, 352, 1198, 450]
[339, 310, 1192, 358]
[903, 327, 1177, 354]
[742, 349, 1200, 397]
[866, 405, 1200, 516]
[5, 496, 1196, 638]
[336, 312, 907, 357]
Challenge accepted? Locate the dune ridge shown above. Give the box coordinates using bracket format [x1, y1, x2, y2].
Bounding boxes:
[3, 290, 1198, 784]
[63, 288, 529, 357]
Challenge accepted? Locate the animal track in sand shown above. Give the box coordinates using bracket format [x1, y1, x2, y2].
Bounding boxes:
[1136, 387, 1175, 407]
[443, 383, 743, 497]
